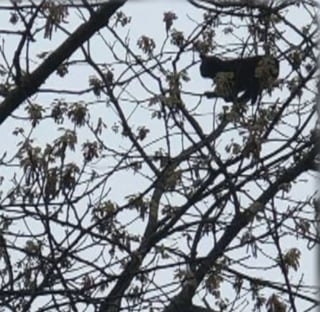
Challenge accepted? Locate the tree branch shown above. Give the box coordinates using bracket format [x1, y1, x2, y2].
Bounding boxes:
[163, 144, 316, 311]
[0, 0, 126, 126]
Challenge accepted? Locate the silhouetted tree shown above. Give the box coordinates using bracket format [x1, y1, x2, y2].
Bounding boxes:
[0, 1, 317, 312]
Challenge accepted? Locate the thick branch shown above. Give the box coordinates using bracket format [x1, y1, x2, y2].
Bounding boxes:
[164, 145, 316, 311]
[0, 0, 126, 126]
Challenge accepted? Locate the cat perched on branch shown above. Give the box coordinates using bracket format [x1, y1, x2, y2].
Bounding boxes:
[199, 54, 279, 105]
